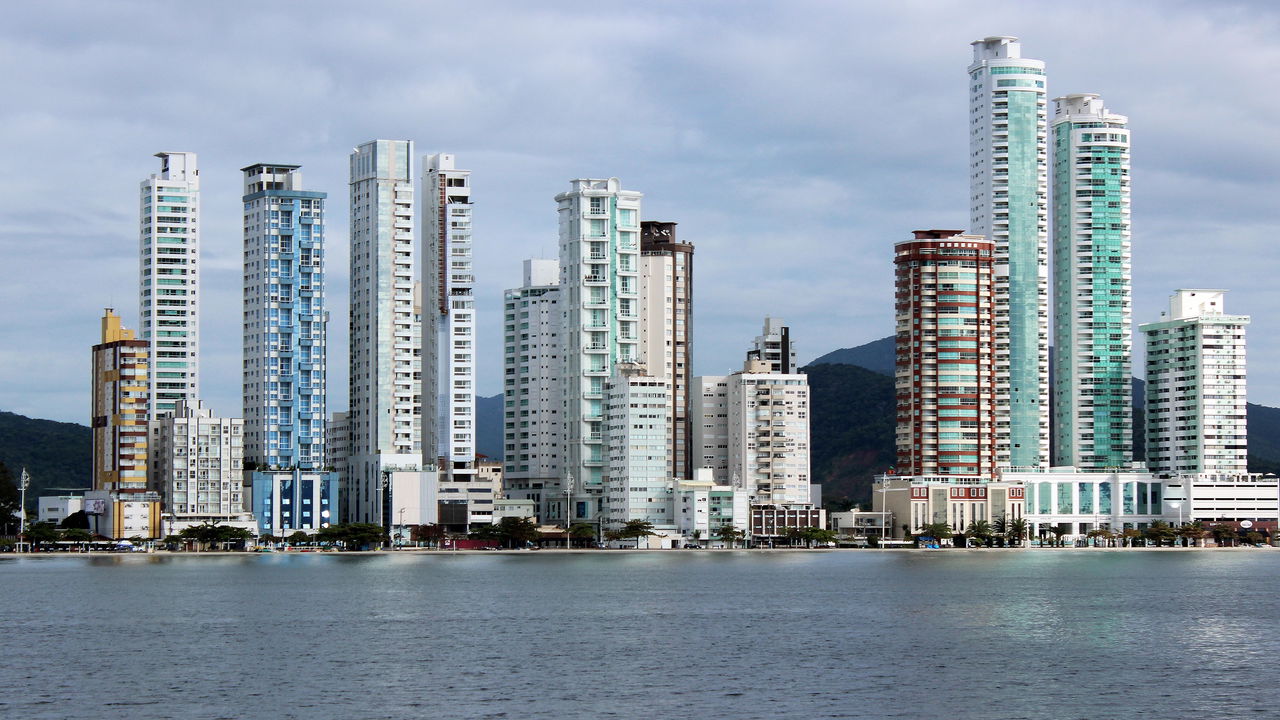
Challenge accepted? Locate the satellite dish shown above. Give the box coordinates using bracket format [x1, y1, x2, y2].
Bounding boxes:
[1240, 520, 1254, 529]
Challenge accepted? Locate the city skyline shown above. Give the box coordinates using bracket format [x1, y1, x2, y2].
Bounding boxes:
[4, 2, 1280, 424]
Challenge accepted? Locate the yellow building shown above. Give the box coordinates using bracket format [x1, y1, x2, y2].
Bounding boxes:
[89, 309, 161, 539]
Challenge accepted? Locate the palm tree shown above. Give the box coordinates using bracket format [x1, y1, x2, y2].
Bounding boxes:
[1119, 527, 1142, 547]
[1208, 524, 1236, 547]
[965, 520, 993, 548]
[1046, 526, 1068, 548]
[1144, 521, 1176, 547]
[1177, 522, 1207, 548]
[991, 517, 1009, 547]
[1007, 518, 1029, 548]
[918, 522, 953, 547]
[1085, 528, 1110, 547]
[714, 523, 746, 548]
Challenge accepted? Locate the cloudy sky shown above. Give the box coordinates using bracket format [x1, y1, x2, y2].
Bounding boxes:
[3, 0, 1279, 424]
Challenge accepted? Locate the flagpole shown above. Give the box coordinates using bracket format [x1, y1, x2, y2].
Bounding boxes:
[19, 468, 30, 553]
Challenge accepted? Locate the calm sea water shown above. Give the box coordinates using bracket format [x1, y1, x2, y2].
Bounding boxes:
[2, 550, 1278, 719]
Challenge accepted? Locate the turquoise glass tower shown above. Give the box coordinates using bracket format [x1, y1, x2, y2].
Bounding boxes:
[968, 36, 1049, 469]
[1052, 94, 1131, 468]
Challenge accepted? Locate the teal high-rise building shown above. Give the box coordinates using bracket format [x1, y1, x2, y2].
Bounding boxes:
[1051, 94, 1132, 468]
[968, 36, 1049, 468]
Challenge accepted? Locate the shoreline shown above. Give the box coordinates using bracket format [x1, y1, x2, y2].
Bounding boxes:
[1, 545, 1274, 558]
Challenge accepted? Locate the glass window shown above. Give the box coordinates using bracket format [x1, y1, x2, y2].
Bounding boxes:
[1057, 483, 1072, 514]
[1078, 483, 1093, 514]
[1099, 482, 1112, 514]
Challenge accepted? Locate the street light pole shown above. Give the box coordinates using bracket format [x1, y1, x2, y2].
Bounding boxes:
[18, 468, 30, 553]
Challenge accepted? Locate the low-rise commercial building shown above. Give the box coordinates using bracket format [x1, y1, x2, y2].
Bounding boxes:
[873, 475, 1024, 538]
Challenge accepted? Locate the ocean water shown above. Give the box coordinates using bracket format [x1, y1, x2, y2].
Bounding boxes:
[2, 550, 1277, 719]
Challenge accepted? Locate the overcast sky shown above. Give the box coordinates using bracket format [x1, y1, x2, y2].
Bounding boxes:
[3, 0, 1279, 424]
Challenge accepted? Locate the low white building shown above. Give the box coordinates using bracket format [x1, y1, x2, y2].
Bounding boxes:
[38, 495, 84, 526]
[493, 498, 537, 523]
[1007, 467, 1165, 539]
[1163, 472, 1279, 533]
[149, 400, 254, 536]
[673, 472, 750, 545]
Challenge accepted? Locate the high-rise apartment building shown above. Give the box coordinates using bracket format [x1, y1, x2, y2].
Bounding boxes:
[241, 163, 329, 470]
[92, 309, 151, 494]
[1141, 290, 1249, 475]
[751, 317, 797, 374]
[556, 178, 644, 523]
[422, 153, 476, 481]
[89, 309, 161, 538]
[640, 221, 693, 480]
[894, 231, 1002, 477]
[604, 364, 671, 529]
[1051, 94, 1132, 468]
[502, 259, 563, 521]
[968, 36, 1049, 468]
[139, 152, 200, 416]
[692, 322, 811, 505]
[148, 400, 253, 535]
[347, 140, 421, 524]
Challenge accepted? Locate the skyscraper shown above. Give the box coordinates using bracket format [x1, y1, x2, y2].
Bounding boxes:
[1141, 290, 1249, 475]
[502, 259, 563, 522]
[347, 140, 421, 525]
[751, 317, 797, 374]
[640, 220, 693, 480]
[89, 309, 161, 538]
[241, 163, 337, 537]
[240, 163, 329, 470]
[894, 231, 1002, 477]
[1051, 94, 1132, 468]
[968, 36, 1049, 468]
[421, 153, 476, 482]
[139, 151, 200, 417]
[556, 178, 643, 523]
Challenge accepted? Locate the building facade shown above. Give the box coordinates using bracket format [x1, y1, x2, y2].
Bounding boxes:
[347, 140, 422, 524]
[422, 153, 477, 481]
[502, 259, 563, 522]
[148, 400, 253, 535]
[603, 365, 672, 530]
[556, 178, 644, 523]
[90, 309, 161, 538]
[873, 475, 1025, 538]
[241, 164, 329, 471]
[894, 231, 1002, 477]
[139, 151, 200, 416]
[640, 220, 694, 480]
[1140, 290, 1249, 475]
[751, 317, 797, 374]
[968, 36, 1049, 468]
[1051, 94, 1132, 468]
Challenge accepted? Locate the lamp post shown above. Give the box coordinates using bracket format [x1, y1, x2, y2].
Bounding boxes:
[397, 507, 406, 549]
[18, 468, 30, 553]
[1169, 500, 1183, 546]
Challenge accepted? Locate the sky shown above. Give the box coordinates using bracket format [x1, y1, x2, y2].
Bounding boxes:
[3, 0, 1279, 424]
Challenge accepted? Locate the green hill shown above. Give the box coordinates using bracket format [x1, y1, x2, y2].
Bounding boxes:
[0, 411, 92, 505]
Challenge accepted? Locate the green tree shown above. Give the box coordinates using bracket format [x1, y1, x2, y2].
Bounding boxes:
[317, 523, 388, 550]
[918, 522, 953, 545]
[0, 461, 22, 535]
[1144, 521, 1176, 547]
[614, 520, 657, 548]
[991, 517, 1009, 547]
[494, 516, 541, 548]
[714, 523, 746, 548]
[468, 524, 504, 542]
[1208, 524, 1236, 547]
[410, 524, 444, 547]
[802, 527, 838, 547]
[24, 521, 60, 548]
[964, 520, 993, 547]
[569, 523, 596, 548]
[1007, 518, 1029, 547]
[1176, 522, 1207, 547]
[1245, 531, 1266, 546]
[287, 531, 313, 546]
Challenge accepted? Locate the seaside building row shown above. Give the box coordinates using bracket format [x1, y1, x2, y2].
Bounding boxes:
[871, 36, 1273, 544]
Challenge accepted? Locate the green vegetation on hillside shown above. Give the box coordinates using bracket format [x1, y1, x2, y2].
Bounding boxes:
[0, 411, 91, 506]
[804, 363, 896, 508]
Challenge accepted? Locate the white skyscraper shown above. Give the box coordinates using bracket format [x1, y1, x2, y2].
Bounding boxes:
[968, 36, 1049, 468]
[139, 151, 200, 416]
[347, 140, 421, 525]
[502, 259, 563, 521]
[604, 364, 672, 530]
[1141, 290, 1249, 475]
[422, 153, 476, 482]
[1051, 94, 1132, 468]
[556, 178, 643, 524]
[691, 321, 811, 505]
